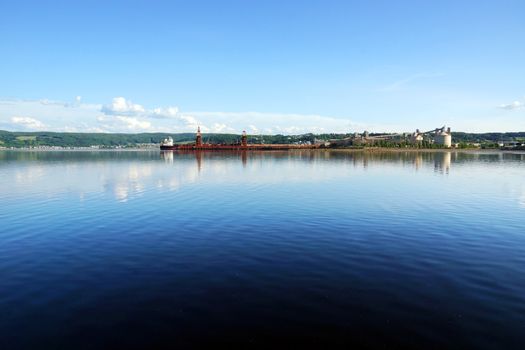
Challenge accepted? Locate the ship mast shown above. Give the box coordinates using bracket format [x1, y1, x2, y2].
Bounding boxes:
[241, 130, 248, 147]
[196, 126, 203, 147]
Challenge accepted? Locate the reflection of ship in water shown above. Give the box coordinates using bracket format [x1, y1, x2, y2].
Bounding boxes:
[161, 149, 248, 172]
[241, 151, 247, 167]
[196, 150, 202, 171]
[160, 150, 174, 163]
[162, 149, 455, 174]
[160, 127, 320, 151]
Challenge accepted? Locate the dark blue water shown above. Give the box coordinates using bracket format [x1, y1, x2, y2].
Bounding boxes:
[1, 150, 524, 349]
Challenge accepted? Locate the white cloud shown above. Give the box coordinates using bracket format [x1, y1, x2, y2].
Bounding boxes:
[178, 114, 200, 128]
[93, 116, 154, 132]
[0, 98, 103, 132]
[150, 107, 201, 129]
[39, 99, 64, 106]
[99, 99, 358, 134]
[188, 111, 363, 134]
[499, 100, 524, 110]
[115, 116, 152, 131]
[3, 95, 525, 134]
[0, 97, 375, 134]
[59, 126, 79, 132]
[151, 106, 179, 119]
[101, 100, 204, 131]
[210, 123, 236, 133]
[39, 96, 83, 108]
[10, 116, 47, 130]
[101, 97, 145, 116]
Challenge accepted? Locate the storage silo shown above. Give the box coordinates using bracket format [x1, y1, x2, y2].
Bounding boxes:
[434, 127, 452, 147]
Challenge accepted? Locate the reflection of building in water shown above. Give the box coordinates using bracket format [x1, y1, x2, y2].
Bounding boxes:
[414, 153, 423, 170]
[337, 150, 454, 173]
[434, 152, 451, 173]
[443, 152, 451, 172]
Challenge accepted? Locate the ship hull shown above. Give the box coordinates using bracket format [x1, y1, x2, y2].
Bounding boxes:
[160, 144, 320, 151]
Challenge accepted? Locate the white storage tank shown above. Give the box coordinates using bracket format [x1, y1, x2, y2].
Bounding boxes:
[434, 127, 452, 147]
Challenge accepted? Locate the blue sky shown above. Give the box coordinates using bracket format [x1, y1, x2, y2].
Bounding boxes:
[1, 0, 524, 133]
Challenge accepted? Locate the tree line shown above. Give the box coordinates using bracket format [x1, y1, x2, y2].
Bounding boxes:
[1, 130, 524, 148]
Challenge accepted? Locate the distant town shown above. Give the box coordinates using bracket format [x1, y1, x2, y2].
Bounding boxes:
[0, 127, 524, 150]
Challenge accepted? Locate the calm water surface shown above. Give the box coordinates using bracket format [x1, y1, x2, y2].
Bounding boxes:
[1, 150, 524, 349]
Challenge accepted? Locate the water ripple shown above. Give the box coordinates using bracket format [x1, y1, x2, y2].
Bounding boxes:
[1, 150, 525, 348]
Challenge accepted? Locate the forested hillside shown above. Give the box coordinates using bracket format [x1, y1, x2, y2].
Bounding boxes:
[1, 130, 524, 148]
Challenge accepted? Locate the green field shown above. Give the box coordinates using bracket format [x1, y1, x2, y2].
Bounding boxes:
[15, 136, 37, 141]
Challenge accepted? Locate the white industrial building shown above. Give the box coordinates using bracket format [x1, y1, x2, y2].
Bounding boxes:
[434, 127, 452, 147]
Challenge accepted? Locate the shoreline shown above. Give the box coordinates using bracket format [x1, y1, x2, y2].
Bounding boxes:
[1, 147, 523, 154]
[322, 148, 508, 153]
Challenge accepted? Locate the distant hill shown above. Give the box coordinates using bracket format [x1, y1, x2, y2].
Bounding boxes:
[450, 132, 525, 143]
[0, 130, 524, 148]
[0, 130, 326, 148]
[0, 130, 180, 148]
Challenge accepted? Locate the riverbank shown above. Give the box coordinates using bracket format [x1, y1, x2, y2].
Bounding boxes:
[2, 146, 524, 153]
[323, 147, 518, 153]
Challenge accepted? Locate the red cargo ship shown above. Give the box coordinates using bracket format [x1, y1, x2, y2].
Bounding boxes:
[160, 127, 320, 151]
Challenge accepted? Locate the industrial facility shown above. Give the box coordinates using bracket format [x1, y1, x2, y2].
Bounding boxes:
[412, 126, 452, 147]
[161, 126, 453, 150]
[327, 126, 453, 148]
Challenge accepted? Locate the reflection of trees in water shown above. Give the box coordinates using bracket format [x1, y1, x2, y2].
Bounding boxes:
[4, 150, 525, 180]
[3, 149, 525, 166]
[1, 150, 161, 164]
